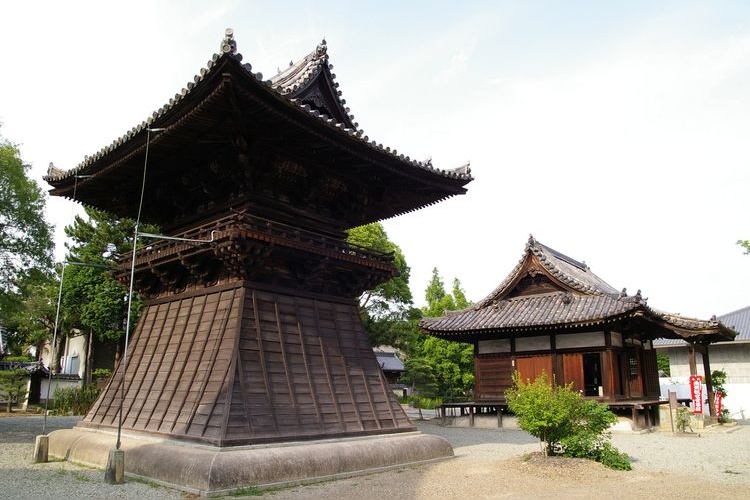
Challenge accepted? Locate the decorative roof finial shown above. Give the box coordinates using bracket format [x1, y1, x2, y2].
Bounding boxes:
[620, 288, 627, 298]
[316, 38, 327, 57]
[220, 28, 237, 55]
[634, 289, 642, 303]
[527, 234, 536, 248]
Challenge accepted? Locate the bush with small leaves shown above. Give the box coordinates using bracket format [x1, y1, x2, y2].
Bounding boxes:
[506, 371, 631, 470]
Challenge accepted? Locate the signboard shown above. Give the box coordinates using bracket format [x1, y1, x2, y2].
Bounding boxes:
[689, 375, 703, 414]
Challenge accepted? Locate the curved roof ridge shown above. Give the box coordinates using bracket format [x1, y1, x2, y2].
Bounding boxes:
[474, 235, 619, 308]
[530, 237, 619, 297]
[270, 39, 328, 91]
[44, 29, 473, 187]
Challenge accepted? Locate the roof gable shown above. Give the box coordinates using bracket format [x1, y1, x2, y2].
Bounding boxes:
[478, 235, 619, 306]
[271, 40, 356, 129]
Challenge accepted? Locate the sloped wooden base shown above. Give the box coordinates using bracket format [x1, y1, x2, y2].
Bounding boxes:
[82, 282, 413, 445]
[48, 427, 453, 495]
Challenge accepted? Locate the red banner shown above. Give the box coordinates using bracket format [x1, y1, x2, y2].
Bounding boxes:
[690, 375, 703, 414]
[715, 392, 723, 417]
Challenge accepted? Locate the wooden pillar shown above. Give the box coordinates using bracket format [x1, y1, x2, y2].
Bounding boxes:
[601, 350, 615, 401]
[700, 344, 717, 419]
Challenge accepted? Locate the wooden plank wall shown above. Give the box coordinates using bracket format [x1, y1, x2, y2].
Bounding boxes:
[227, 289, 412, 443]
[515, 355, 553, 384]
[83, 285, 412, 446]
[84, 287, 242, 442]
[475, 356, 513, 401]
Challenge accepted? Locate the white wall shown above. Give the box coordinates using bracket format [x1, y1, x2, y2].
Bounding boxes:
[38, 377, 83, 404]
[660, 343, 750, 419]
[40, 333, 87, 378]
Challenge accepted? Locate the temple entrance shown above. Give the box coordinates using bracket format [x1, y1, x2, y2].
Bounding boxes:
[583, 352, 602, 397]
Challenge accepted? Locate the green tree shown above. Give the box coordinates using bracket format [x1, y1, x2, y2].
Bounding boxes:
[400, 356, 439, 419]
[419, 336, 474, 398]
[404, 268, 474, 399]
[347, 223, 413, 347]
[738, 239, 750, 254]
[0, 368, 29, 412]
[3, 268, 58, 359]
[61, 207, 148, 381]
[0, 131, 54, 323]
[656, 352, 670, 376]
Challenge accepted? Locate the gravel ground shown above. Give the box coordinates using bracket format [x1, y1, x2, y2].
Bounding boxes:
[1, 415, 749, 499]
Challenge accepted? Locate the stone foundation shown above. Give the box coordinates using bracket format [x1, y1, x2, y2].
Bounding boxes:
[47, 427, 453, 495]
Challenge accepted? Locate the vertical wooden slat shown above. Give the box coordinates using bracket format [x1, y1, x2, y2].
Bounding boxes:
[251, 289, 278, 434]
[274, 298, 299, 426]
[183, 288, 235, 435]
[130, 303, 168, 414]
[315, 301, 345, 430]
[327, 303, 364, 431]
[168, 294, 210, 433]
[293, 297, 323, 431]
[123, 303, 164, 425]
[145, 297, 193, 431]
[221, 287, 246, 442]
[191, 288, 238, 437]
[131, 302, 175, 428]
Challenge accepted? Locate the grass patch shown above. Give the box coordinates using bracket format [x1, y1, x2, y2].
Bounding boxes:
[226, 486, 264, 496]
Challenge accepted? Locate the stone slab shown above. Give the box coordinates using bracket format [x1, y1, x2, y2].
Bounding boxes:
[47, 427, 453, 495]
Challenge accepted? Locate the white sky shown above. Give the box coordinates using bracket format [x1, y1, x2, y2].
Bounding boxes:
[1, 1, 748, 320]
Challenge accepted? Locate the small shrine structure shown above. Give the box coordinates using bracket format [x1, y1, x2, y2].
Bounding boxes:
[45, 30, 470, 493]
[420, 236, 735, 428]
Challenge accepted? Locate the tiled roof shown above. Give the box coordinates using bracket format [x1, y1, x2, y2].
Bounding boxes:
[375, 351, 405, 372]
[654, 305, 750, 346]
[44, 29, 472, 186]
[422, 236, 736, 343]
[425, 292, 640, 333]
[720, 305, 750, 340]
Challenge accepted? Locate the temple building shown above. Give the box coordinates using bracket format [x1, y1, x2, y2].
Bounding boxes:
[420, 236, 735, 427]
[44, 30, 470, 493]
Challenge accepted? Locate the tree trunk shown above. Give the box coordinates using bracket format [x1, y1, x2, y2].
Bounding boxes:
[51, 334, 64, 373]
[84, 329, 94, 386]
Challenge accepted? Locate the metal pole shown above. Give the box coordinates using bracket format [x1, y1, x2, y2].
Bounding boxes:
[116, 127, 164, 450]
[42, 262, 66, 435]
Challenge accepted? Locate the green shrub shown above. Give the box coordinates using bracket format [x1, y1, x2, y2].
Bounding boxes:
[91, 368, 112, 381]
[711, 369, 733, 424]
[597, 442, 632, 471]
[409, 394, 443, 410]
[505, 371, 579, 454]
[52, 385, 100, 415]
[506, 371, 631, 470]
[675, 406, 692, 433]
[3, 356, 32, 363]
